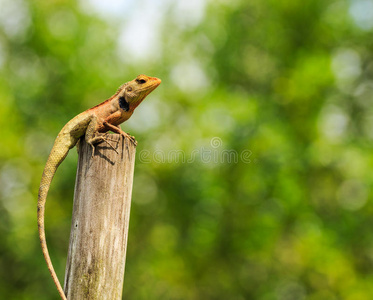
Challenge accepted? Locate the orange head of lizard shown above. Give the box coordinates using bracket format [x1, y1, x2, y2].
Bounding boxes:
[119, 74, 161, 111]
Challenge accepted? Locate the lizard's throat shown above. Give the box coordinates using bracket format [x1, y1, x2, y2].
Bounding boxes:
[127, 83, 160, 111]
[119, 95, 145, 112]
[129, 91, 152, 111]
[129, 96, 146, 111]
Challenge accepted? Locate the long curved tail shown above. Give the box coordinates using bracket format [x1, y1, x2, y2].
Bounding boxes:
[37, 141, 70, 300]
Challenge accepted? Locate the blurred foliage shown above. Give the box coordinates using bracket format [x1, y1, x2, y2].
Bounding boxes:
[1, 0, 373, 299]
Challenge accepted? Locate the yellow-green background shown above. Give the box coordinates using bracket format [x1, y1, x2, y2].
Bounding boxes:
[0, 0, 372, 299]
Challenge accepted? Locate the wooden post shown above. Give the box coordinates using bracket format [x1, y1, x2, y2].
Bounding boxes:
[63, 134, 136, 300]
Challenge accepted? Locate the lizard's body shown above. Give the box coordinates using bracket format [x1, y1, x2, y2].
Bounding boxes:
[37, 75, 161, 300]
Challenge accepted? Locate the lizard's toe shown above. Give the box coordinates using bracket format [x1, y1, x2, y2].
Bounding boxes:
[128, 135, 137, 146]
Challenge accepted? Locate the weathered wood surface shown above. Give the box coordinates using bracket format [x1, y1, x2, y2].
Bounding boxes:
[64, 134, 136, 300]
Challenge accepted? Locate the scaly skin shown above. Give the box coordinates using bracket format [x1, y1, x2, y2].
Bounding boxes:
[37, 75, 161, 300]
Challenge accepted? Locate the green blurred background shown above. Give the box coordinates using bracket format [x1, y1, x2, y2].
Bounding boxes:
[1, 0, 373, 299]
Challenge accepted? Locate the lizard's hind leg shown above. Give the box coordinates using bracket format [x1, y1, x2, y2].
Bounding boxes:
[85, 118, 118, 157]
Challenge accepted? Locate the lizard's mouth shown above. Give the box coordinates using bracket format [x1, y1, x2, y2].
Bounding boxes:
[135, 78, 161, 101]
[138, 77, 161, 93]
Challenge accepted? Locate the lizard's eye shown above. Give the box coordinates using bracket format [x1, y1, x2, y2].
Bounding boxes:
[136, 78, 147, 84]
[127, 87, 133, 92]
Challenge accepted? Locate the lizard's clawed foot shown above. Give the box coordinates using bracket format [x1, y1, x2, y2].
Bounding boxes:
[120, 132, 137, 146]
[101, 121, 137, 146]
[88, 133, 119, 158]
[102, 133, 119, 153]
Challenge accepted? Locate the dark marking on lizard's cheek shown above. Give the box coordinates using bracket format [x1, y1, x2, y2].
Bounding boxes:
[119, 96, 129, 111]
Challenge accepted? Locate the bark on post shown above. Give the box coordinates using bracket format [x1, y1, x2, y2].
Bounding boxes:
[63, 134, 136, 300]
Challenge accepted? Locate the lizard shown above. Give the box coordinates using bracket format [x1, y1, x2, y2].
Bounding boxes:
[37, 74, 161, 300]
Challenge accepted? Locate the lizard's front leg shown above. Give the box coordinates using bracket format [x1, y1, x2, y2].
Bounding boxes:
[103, 121, 137, 146]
